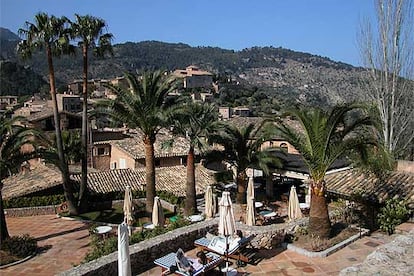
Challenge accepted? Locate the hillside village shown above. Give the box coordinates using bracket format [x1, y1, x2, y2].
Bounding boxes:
[1, 63, 412, 207]
[1, 4, 413, 274]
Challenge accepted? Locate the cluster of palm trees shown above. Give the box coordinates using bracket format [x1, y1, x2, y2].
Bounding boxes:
[17, 12, 113, 215]
[0, 12, 385, 245]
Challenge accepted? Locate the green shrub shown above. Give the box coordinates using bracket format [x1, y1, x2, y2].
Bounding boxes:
[84, 214, 192, 262]
[83, 235, 117, 263]
[3, 194, 66, 208]
[377, 198, 410, 235]
[1, 234, 37, 261]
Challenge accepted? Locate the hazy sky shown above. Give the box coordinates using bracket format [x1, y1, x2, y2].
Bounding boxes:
[0, 0, 375, 66]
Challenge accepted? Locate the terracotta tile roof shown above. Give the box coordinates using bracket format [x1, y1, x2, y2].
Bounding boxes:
[4, 163, 216, 199]
[28, 109, 81, 122]
[111, 129, 194, 159]
[227, 117, 264, 129]
[2, 163, 63, 200]
[325, 169, 414, 207]
[71, 165, 215, 197]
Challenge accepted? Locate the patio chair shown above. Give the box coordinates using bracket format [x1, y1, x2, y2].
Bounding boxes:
[154, 250, 223, 275]
[194, 233, 256, 265]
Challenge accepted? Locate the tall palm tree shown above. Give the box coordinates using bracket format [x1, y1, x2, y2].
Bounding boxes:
[207, 122, 281, 204]
[0, 114, 37, 244]
[168, 103, 219, 215]
[70, 14, 113, 212]
[275, 104, 376, 238]
[99, 70, 178, 213]
[17, 12, 78, 215]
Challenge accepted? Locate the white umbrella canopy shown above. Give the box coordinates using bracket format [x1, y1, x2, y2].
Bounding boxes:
[245, 196, 255, 226]
[218, 191, 237, 274]
[123, 185, 134, 226]
[118, 223, 131, 276]
[218, 191, 236, 237]
[288, 186, 302, 221]
[152, 196, 165, 227]
[205, 185, 215, 219]
[247, 176, 255, 201]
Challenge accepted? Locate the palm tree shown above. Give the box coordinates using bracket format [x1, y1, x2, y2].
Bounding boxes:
[275, 104, 376, 238]
[207, 122, 281, 204]
[70, 14, 113, 212]
[17, 12, 78, 215]
[99, 70, 178, 213]
[0, 114, 37, 244]
[168, 103, 219, 215]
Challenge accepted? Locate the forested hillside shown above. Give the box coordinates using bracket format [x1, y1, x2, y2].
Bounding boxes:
[1, 28, 368, 108]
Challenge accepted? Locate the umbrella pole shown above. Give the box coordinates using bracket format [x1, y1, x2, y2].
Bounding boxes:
[225, 235, 229, 273]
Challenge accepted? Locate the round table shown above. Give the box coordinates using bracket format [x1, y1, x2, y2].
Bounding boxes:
[95, 226, 112, 239]
[188, 214, 204, 222]
[95, 225, 112, 234]
[143, 222, 155, 230]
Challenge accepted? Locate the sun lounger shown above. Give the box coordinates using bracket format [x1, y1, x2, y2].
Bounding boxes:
[154, 251, 223, 275]
[194, 235, 255, 264]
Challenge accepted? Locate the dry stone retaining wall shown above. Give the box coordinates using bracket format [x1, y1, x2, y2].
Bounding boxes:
[60, 217, 307, 275]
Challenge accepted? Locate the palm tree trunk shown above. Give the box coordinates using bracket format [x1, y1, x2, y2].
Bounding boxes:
[0, 183, 9, 244]
[144, 136, 156, 214]
[185, 146, 197, 216]
[79, 44, 89, 213]
[46, 45, 78, 215]
[236, 170, 247, 204]
[308, 179, 331, 238]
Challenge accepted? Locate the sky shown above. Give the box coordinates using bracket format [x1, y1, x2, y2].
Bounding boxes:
[0, 0, 376, 66]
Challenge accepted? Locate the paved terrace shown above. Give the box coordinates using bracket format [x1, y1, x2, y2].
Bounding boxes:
[2, 215, 413, 275]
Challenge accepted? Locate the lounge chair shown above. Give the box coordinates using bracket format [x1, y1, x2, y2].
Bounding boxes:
[194, 234, 255, 264]
[154, 251, 223, 275]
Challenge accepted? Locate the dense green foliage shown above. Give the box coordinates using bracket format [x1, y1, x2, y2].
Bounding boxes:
[377, 198, 410, 235]
[3, 190, 181, 209]
[0, 61, 46, 96]
[0, 234, 37, 265]
[3, 194, 66, 209]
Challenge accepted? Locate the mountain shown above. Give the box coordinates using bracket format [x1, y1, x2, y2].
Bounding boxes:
[0, 27, 368, 108]
[0, 27, 21, 60]
[0, 27, 20, 41]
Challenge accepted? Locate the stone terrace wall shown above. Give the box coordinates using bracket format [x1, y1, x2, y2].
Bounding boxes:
[238, 217, 308, 249]
[4, 198, 176, 218]
[61, 217, 309, 276]
[4, 205, 58, 217]
[60, 218, 218, 276]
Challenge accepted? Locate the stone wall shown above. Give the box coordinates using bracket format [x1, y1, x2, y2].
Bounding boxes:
[60, 218, 218, 276]
[238, 217, 308, 249]
[60, 217, 308, 276]
[4, 198, 176, 218]
[4, 205, 58, 217]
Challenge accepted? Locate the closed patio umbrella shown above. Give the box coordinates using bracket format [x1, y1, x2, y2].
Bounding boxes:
[152, 196, 165, 227]
[245, 196, 255, 226]
[205, 185, 215, 219]
[118, 222, 131, 276]
[123, 185, 134, 227]
[218, 191, 236, 274]
[247, 176, 255, 200]
[288, 186, 302, 221]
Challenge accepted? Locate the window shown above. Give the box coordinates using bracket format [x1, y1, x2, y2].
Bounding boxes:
[280, 143, 288, 152]
[119, 158, 126, 169]
[96, 147, 109, 156]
